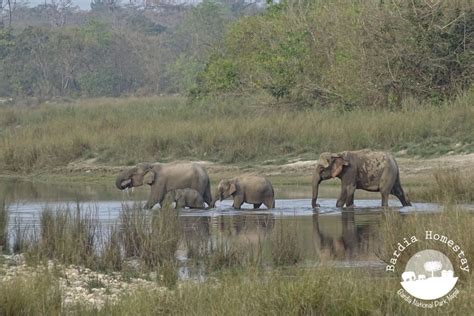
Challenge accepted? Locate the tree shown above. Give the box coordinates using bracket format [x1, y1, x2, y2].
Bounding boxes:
[38, 0, 76, 27]
[424, 261, 442, 278]
[163, 0, 234, 93]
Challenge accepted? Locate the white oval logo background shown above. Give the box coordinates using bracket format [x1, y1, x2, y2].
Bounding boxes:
[401, 249, 458, 300]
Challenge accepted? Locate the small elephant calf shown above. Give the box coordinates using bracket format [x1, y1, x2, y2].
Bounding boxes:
[210, 175, 275, 209]
[165, 188, 205, 209]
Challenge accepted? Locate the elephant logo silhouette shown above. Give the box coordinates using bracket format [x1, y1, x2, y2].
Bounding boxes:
[401, 271, 416, 282]
[400, 250, 458, 300]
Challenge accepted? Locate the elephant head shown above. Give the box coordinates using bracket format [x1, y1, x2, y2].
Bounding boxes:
[171, 189, 187, 204]
[312, 152, 349, 208]
[210, 179, 237, 206]
[115, 163, 156, 190]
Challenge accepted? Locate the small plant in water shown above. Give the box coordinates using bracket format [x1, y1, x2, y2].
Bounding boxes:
[0, 200, 8, 253]
[270, 219, 302, 266]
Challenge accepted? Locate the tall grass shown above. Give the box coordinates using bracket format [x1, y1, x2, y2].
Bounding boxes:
[2, 205, 473, 314]
[375, 206, 474, 273]
[270, 219, 303, 266]
[0, 272, 62, 315]
[22, 205, 100, 268]
[0, 91, 473, 173]
[414, 169, 474, 203]
[84, 267, 473, 315]
[11, 203, 181, 279]
[119, 202, 180, 273]
[0, 201, 7, 253]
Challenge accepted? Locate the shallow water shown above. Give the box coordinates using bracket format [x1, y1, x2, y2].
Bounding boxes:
[1, 177, 470, 272]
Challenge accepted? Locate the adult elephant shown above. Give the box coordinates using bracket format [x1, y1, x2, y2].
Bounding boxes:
[312, 150, 411, 208]
[115, 162, 212, 209]
[210, 175, 275, 209]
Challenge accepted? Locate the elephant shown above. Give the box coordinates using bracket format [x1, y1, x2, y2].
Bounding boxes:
[115, 162, 212, 209]
[210, 175, 275, 209]
[418, 274, 426, 280]
[401, 271, 416, 282]
[165, 188, 205, 209]
[311, 150, 411, 208]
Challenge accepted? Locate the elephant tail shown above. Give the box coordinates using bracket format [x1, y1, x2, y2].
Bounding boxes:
[391, 175, 412, 207]
[271, 186, 275, 208]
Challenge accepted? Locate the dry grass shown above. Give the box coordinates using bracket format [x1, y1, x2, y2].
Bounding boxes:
[413, 169, 474, 203]
[0, 92, 473, 173]
[11, 203, 181, 277]
[375, 206, 474, 272]
[0, 201, 7, 253]
[1, 203, 473, 314]
[0, 272, 62, 315]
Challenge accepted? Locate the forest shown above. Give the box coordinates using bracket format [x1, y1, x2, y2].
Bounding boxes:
[0, 0, 472, 108]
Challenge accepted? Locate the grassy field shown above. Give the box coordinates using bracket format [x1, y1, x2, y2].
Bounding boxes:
[0, 203, 472, 314]
[0, 92, 473, 174]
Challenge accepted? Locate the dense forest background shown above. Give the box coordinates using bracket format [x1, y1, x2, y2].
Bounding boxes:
[0, 0, 472, 108]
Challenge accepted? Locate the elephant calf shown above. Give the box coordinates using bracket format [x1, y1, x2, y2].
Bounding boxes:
[211, 175, 275, 209]
[312, 150, 411, 208]
[166, 188, 205, 209]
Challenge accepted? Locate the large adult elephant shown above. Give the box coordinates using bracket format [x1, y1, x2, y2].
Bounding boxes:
[312, 150, 411, 208]
[115, 162, 212, 209]
[210, 175, 275, 209]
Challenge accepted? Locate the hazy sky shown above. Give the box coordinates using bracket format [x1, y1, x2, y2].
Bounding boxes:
[27, 0, 202, 11]
[28, 0, 92, 10]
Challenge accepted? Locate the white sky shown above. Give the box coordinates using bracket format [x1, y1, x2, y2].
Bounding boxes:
[28, 0, 92, 10]
[27, 0, 202, 11]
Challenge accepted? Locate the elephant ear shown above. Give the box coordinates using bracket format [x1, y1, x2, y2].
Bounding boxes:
[228, 183, 237, 195]
[143, 170, 156, 185]
[331, 157, 349, 178]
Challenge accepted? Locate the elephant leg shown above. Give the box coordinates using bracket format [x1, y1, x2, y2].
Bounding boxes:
[148, 184, 165, 209]
[232, 195, 244, 209]
[263, 197, 275, 209]
[381, 191, 390, 207]
[345, 185, 356, 207]
[380, 167, 397, 208]
[336, 188, 348, 208]
[145, 190, 162, 209]
[253, 203, 262, 209]
[203, 181, 212, 206]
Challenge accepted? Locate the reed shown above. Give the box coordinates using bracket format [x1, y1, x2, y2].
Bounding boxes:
[0, 201, 7, 253]
[0, 92, 472, 173]
[413, 169, 474, 203]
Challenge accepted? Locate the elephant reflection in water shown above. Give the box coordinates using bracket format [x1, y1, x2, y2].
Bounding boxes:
[180, 214, 275, 245]
[180, 216, 212, 240]
[180, 214, 275, 258]
[217, 214, 275, 240]
[312, 210, 373, 260]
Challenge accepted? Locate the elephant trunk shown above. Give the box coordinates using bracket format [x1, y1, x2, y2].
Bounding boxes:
[312, 172, 322, 208]
[115, 171, 132, 190]
[209, 190, 222, 208]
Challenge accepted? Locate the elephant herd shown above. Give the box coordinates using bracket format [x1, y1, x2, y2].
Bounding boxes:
[115, 149, 412, 210]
